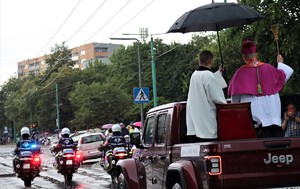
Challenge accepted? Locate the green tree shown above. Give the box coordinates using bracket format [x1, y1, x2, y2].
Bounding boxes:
[44, 42, 75, 79]
[69, 81, 132, 130]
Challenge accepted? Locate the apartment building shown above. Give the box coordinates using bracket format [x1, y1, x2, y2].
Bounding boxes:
[17, 42, 120, 78]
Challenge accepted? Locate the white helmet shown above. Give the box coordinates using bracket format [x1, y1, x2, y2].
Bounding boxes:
[112, 124, 121, 133]
[21, 127, 30, 138]
[61, 127, 70, 138]
[124, 135, 130, 142]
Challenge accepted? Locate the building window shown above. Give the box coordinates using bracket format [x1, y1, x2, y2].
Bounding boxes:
[95, 47, 108, 53]
[80, 51, 85, 55]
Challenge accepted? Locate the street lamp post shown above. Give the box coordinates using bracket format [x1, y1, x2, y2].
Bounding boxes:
[110, 37, 144, 124]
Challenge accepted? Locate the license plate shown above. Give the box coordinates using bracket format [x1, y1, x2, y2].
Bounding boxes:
[66, 160, 73, 165]
[23, 163, 30, 169]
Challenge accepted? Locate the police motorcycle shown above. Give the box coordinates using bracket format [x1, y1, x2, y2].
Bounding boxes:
[99, 145, 129, 181]
[99, 124, 129, 182]
[52, 128, 81, 188]
[13, 127, 42, 187]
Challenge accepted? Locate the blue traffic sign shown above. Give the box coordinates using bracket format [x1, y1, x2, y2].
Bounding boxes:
[133, 87, 150, 104]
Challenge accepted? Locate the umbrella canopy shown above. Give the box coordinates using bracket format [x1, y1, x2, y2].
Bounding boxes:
[132, 121, 142, 128]
[101, 123, 114, 129]
[167, 2, 265, 64]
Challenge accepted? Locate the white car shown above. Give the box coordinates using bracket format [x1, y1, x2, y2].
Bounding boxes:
[49, 138, 59, 153]
[72, 132, 105, 161]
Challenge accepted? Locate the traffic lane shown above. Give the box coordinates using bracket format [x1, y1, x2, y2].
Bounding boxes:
[0, 159, 117, 189]
[0, 163, 62, 189]
[0, 176, 62, 189]
[0, 144, 118, 188]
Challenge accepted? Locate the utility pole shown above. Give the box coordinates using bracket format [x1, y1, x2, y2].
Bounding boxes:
[56, 80, 60, 130]
[150, 36, 157, 107]
[123, 31, 159, 107]
[110, 37, 144, 125]
[13, 121, 16, 143]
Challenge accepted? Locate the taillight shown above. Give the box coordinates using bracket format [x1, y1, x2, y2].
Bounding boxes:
[205, 155, 222, 175]
[63, 154, 74, 158]
[75, 151, 81, 159]
[115, 153, 127, 159]
[33, 155, 40, 163]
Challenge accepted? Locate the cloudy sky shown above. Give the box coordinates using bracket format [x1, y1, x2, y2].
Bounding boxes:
[0, 0, 235, 85]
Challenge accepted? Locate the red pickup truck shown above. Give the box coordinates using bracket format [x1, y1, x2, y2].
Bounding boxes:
[116, 100, 300, 189]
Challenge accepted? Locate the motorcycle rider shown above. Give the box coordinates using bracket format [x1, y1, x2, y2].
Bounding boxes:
[101, 124, 126, 168]
[54, 127, 76, 172]
[13, 126, 40, 172]
[103, 124, 126, 148]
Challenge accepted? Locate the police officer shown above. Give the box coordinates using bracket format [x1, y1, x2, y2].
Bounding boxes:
[103, 124, 125, 148]
[58, 127, 74, 148]
[54, 127, 75, 172]
[13, 126, 40, 172]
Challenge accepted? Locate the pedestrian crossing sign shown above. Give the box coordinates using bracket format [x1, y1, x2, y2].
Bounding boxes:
[133, 87, 150, 104]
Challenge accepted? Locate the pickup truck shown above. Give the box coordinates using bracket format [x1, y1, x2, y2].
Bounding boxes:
[116, 98, 300, 189]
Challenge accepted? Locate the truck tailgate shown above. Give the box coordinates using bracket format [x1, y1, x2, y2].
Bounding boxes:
[220, 138, 300, 189]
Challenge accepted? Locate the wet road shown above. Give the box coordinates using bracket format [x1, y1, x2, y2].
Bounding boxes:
[0, 144, 118, 189]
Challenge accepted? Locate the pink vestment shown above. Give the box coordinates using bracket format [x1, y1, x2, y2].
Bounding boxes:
[228, 63, 286, 97]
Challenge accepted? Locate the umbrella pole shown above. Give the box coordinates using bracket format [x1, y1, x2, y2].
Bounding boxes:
[217, 30, 224, 67]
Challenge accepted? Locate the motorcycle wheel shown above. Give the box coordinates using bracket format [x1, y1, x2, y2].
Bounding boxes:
[24, 178, 31, 187]
[117, 173, 129, 189]
[64, 173, 73, 188]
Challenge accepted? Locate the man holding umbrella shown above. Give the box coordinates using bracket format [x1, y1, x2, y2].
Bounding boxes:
[228, 40, 293, 137]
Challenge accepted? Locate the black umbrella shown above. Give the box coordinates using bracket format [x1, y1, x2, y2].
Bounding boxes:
[167, 2, 265, 65]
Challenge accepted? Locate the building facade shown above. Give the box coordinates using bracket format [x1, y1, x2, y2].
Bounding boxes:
[17, 42, 120, 78]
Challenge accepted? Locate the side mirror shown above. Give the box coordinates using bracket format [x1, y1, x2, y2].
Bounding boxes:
[130, 132, 141, 147]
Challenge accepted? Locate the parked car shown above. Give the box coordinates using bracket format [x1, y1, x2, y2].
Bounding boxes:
[70, 130, 87, 138]
[72, 132, 105, 161]
[49, 138, 59, 154]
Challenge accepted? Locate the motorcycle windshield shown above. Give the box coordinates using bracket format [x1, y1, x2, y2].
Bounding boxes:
[63, 148, 75, 155]
[20, 151, 33, 157]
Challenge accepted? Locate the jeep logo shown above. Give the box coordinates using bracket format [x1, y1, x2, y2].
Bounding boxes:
[263, 153, 293, 165]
